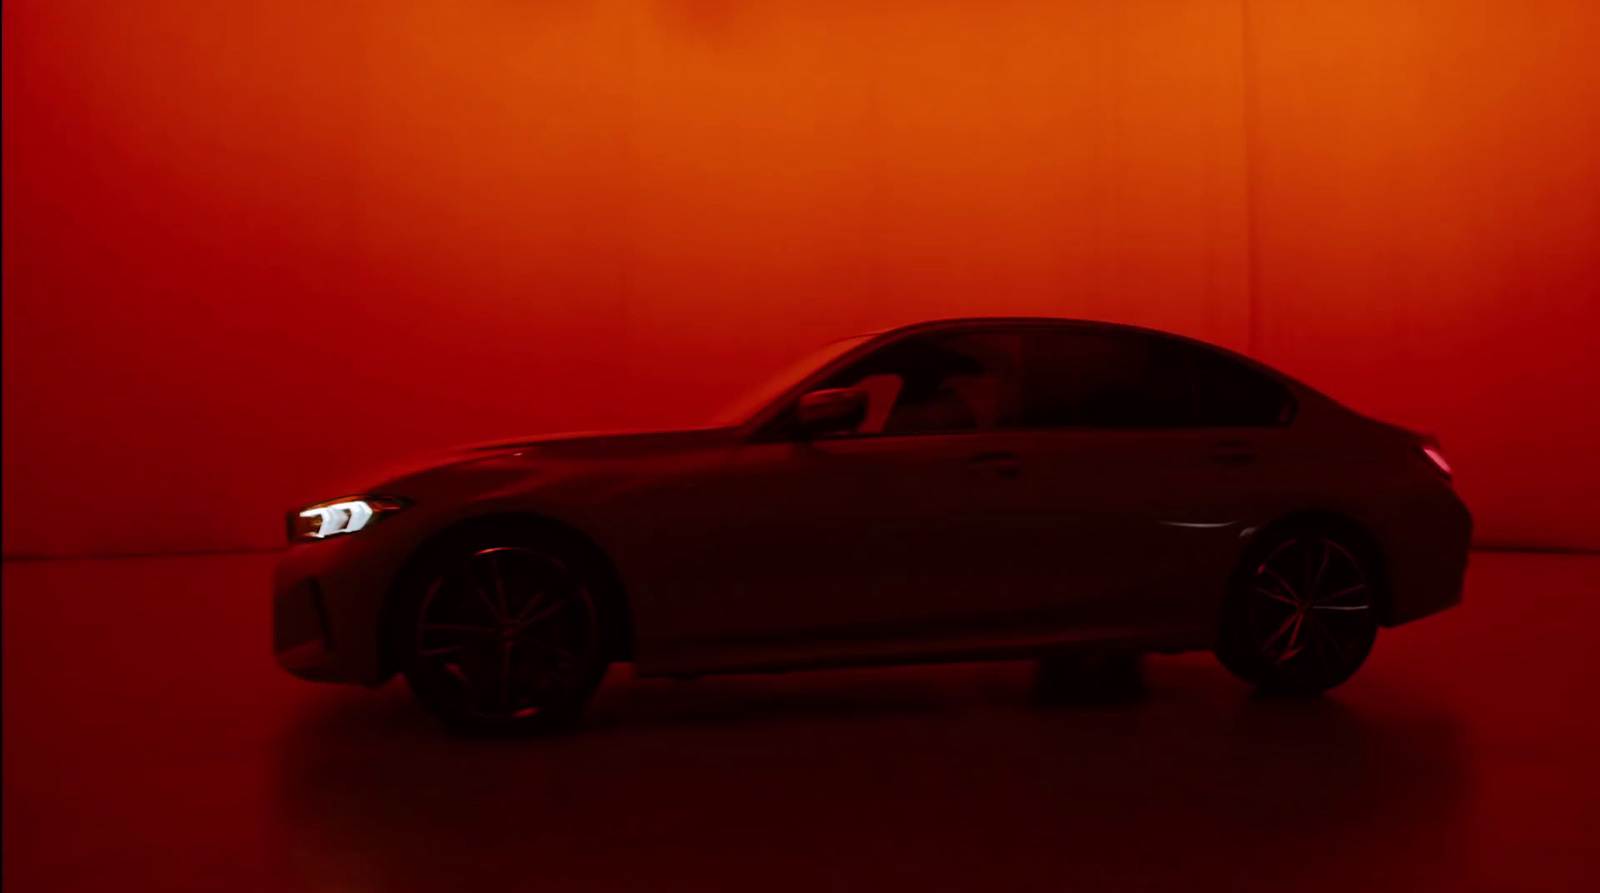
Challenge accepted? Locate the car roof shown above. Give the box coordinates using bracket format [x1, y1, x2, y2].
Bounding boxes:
[738, 315, 1338, 435]
[860, 316, 1315, 395]
[871, 316, 1208, 343]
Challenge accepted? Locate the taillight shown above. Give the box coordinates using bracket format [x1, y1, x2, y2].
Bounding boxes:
[1420, 444, 1453, 480]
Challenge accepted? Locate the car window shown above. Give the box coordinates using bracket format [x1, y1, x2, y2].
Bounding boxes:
[1187, 346, 1295, 426]
[1020, 330, 1195, 428]
[814, 331, 1022, 436]
[850, 374, 905, 434]
[708, 334, 876, 427]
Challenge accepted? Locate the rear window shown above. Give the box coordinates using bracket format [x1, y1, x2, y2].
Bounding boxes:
[1020, 331, 1195, 428]
[1187, 347, 1294, 426]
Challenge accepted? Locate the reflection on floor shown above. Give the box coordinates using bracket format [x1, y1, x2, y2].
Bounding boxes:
[3, 552, 1596, 892]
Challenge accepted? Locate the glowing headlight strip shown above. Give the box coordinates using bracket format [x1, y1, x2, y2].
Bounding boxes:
[299, 500, 375, 538]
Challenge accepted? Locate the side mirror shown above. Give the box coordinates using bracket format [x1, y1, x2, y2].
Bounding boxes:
[795, 388, 869, 438]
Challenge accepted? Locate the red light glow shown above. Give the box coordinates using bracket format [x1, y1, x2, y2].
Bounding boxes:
[3, 0, 1597, 556]
[1422, 445, 1454, 479]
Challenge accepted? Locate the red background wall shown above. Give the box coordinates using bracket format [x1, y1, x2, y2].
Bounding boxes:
[4, 0, 1597, 558]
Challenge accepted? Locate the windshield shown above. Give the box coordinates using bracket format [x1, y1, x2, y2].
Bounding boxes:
[707, 334, 876, 427]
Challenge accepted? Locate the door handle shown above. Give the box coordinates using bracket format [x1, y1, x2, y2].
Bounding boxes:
[1212, 440, 1258, 465]
[967, 451, 1022, 478]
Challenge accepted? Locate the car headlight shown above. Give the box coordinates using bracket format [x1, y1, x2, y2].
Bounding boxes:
[288, 496, 410, 543]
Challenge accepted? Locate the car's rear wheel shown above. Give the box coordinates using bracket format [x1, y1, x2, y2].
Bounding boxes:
[392, 524, 616, 734]
[1216, 527, 1380, 694]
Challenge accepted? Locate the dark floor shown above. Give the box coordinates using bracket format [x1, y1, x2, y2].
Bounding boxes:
[3, 552, 1597, 893]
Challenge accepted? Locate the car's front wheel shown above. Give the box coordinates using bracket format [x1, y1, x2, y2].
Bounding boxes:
[1216, 527, 1380, 694]
[391, 523, 617, 734]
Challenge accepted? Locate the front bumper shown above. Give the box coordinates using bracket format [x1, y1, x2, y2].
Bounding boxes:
[272, 525, 412, 686]
[273, 577, 344, 681]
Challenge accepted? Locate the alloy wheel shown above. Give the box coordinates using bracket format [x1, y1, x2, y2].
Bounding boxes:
[414, 546, 599, 721]
[1247, 537, 1373, 678]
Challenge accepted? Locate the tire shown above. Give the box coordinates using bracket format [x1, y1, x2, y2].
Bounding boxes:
[390, 522, 618, 735]
[1215, 526, 1380, 695]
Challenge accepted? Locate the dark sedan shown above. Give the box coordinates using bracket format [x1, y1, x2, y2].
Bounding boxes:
[273, 317, 1472, 732]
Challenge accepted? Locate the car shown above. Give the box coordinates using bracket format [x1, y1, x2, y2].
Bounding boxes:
[273, 317, 1472, 732]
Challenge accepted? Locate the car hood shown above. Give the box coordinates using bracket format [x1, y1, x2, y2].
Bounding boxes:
[302, 427, 741, 503]
[420, 426, 739, 463]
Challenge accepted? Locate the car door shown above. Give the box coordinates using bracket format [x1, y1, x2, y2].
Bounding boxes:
[657, 329, 1034, 669]
[1179, 341, 1304, 586]
[972, 328, 1236, 640]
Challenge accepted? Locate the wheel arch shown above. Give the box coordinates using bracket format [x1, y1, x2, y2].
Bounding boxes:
[1240, 509, 1395, 626]
[377, 512, 637, 681]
